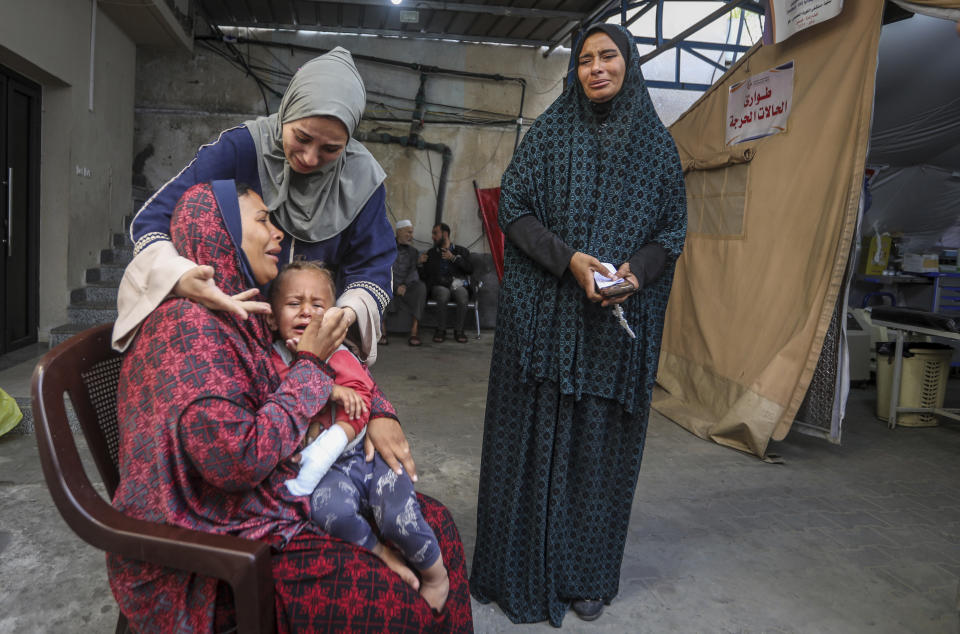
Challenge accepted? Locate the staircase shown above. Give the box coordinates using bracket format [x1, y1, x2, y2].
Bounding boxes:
[47, 201, 140, 348]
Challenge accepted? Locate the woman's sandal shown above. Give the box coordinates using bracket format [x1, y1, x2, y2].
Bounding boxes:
[432, 329, 446, 343]
[378, 335, 389, 346]
[408, 335, 422, 347]
[454, 331, 468, 343]
[572, 599, 604, 621]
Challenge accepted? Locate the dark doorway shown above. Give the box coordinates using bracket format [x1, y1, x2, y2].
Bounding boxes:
[0, 67, 40, 354]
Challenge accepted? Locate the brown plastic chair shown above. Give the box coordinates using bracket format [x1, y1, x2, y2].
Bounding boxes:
[31, 323, 275, 634]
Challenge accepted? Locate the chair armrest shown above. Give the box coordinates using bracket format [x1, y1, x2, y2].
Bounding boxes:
[53, 480, 274, 633]
[101, 502, 271, 582]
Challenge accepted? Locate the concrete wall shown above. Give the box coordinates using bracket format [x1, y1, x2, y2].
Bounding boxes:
[133, 32, 570, 259]
[0, 0, 136, 340]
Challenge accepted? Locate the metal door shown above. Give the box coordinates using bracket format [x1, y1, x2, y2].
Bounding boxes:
[0, 68, 41, 353]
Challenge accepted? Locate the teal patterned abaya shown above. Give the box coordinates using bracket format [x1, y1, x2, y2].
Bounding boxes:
[470, 25, 687, 626]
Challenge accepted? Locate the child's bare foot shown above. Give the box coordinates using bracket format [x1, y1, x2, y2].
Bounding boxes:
[419, 558, 449, 612]
[372, 542, 419, 590]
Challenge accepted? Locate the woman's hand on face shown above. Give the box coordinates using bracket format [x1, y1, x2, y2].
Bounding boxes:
[569, 252, 609, 303]
[296, 307, 349, 359]
[282, 308, 351, 354]
[600, 262, 639, 307]
[174, 266, 272, 319]
[365, 417, 417, 482]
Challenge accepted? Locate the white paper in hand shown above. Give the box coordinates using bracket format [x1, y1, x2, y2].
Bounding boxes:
[592, 263, 637, 339]
[592, 263, 622, 289]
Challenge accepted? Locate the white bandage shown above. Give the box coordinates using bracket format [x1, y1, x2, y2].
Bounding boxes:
[285, 424, 349, 497]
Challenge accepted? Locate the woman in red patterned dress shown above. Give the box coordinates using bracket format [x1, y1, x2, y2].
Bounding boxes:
[107, 179, 473, 633]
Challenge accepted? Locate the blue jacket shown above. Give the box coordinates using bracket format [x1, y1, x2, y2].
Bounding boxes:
[130, 126, 396, 313]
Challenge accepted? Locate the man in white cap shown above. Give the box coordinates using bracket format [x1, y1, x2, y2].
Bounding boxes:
[380, 219, 426, 346]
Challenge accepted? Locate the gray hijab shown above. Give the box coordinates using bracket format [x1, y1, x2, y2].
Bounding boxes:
[244, 47, 386, 243]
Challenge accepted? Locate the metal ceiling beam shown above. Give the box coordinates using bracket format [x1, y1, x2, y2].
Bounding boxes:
[632, 36, 751, 54]
[441, 2, 465, 35]
[679, 43, 727, 73]
[301, 0, 588, 20]
[623, 1, 654, 28]
[637, 0, 763, 65]
[547, 0, 764, 58]
[553, 0, 763, 91]
[544, 0, 620, 56]
[596, 0, 765, 24]
[645, 79, 712, 90]
[502, 0, 549, 41]
[218, 20, 555, 46]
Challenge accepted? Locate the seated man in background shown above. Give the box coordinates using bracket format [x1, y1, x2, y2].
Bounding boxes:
[419, 222, 473, 344]
[381, 219, 426, 346]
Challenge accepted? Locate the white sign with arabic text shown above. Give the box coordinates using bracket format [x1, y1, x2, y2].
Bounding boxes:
[726, 61, 794, 146]
[767, 0, 843, 44]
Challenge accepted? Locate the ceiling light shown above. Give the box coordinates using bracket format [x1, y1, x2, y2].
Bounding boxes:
[391, 0, 402, 5]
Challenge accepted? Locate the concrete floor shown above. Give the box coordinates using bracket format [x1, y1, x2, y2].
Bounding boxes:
[2, 333, 960, 633]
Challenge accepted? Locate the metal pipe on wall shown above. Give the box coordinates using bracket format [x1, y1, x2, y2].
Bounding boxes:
[353, 130, 453, 228]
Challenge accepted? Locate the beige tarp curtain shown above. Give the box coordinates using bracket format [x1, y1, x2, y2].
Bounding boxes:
[653, 0, 884, 458]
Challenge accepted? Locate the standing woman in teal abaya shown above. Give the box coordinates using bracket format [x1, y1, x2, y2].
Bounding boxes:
[470, 23, 687, 626]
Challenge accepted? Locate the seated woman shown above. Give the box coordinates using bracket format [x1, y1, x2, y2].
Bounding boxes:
[107, 180, 473, 633]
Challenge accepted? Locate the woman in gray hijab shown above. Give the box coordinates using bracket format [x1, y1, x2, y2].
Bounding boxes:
[114, 47, 415, 475]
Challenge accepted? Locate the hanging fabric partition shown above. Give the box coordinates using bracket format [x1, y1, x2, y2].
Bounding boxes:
[474, 183, 504, 282]
[892, 0, 960, 18]
[865, 13, 960, 254]
[653, 0, 885, 458]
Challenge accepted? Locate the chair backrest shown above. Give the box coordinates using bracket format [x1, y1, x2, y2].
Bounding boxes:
[32, 324, 124, 507]
[33, 323, 278, 634]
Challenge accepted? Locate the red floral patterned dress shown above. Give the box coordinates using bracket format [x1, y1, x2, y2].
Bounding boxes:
[107, 182, 473, 633]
